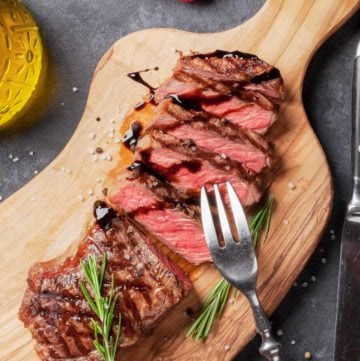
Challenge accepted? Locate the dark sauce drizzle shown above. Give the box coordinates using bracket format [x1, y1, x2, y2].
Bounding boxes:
[190, 49, 255, 59]
[127, 155, 200, 178]
[167, 94, 201, 111]
[94, 200, 117, 231]
[127, 67, 159, 108]
[127, 161, 142, 171]
[122, 121, 143, 152]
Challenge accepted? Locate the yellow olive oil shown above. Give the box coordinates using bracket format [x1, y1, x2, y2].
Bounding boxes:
[0, 0, 43, 128]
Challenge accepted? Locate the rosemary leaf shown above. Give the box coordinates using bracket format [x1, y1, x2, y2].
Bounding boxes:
[187, 194, 274, 341]
[80, 254, 122, 361]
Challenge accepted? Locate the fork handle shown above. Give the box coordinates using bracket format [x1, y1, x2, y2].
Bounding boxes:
[245, 289, 281, 361]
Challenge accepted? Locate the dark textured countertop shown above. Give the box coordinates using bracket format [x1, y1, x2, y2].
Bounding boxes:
[1, 1, 359, 360]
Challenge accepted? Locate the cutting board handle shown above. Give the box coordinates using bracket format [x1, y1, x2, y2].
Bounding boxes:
[238, 0, 359, 82]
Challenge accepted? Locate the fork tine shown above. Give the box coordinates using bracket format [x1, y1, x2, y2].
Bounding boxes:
[200, 186, 220, 251]
[226, 182, 252, 244]
[213, 184, 233, 246]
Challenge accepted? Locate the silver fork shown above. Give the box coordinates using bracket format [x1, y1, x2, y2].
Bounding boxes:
[201, 182, 281, 361]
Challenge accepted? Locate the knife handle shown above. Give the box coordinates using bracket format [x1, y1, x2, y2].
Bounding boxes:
[351, 52, 360, 205]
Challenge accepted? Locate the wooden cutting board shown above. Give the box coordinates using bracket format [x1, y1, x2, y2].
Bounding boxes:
[1, 0, 359, 360]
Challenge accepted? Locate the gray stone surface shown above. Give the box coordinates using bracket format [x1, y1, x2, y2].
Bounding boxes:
[0, 1, 359, 360]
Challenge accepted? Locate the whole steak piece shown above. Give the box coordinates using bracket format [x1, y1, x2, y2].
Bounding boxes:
[19, 206, 191, 361]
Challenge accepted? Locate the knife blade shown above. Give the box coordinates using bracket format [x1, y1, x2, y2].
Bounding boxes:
[334, 41, 360, 361]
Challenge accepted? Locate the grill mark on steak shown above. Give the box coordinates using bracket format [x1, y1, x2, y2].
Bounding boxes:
[174, 70, 232, 99]
[19, 211, 191, 359]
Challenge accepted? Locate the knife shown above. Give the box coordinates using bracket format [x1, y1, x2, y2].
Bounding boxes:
[334, 41, 360, 361]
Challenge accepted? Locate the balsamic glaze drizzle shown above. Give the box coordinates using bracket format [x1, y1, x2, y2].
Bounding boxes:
[127, 67, 159, 107]
[94, 200, 117, 230]
[189, 49, 255, 59]
[127, 161, 142, 171]
[122, 121, 143, 151]
[167, 94, 201, 111]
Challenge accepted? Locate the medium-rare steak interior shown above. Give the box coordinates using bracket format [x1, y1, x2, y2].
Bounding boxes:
[19, 204, 191, 360]
[111, 167, 210, 264]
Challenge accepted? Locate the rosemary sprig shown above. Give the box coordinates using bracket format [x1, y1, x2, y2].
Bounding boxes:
[249, 194, 274, 249]
[187, 194, 274, 341]
[80, 254, 121, 361]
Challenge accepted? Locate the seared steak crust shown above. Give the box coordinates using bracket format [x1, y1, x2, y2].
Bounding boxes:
[19, 214, 191, 360]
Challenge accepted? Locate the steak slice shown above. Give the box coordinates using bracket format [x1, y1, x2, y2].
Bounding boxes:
[19, 210, 191, 360]
[151, 99, 272, 173]
[200, 96, 277, 134]
[154, 51, 285, 103]
[154, 51, 285, 134]
[136, 130, 269, 207]
[111, 169, 210, 264]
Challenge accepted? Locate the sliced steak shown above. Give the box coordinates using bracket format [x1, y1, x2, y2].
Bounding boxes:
[154, 51, 285, 134]
[111, 169, 210, 264]
[19, 210, 191, 360]
[136, 130, 269, 207]
[154, 50, 285, 102]
[151, 99, 272, 172]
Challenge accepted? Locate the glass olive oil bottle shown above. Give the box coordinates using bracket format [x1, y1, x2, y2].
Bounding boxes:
[0, 0, 43, 128]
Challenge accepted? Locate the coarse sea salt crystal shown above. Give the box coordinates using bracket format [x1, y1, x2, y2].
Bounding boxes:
[288, 181, 296, 190]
